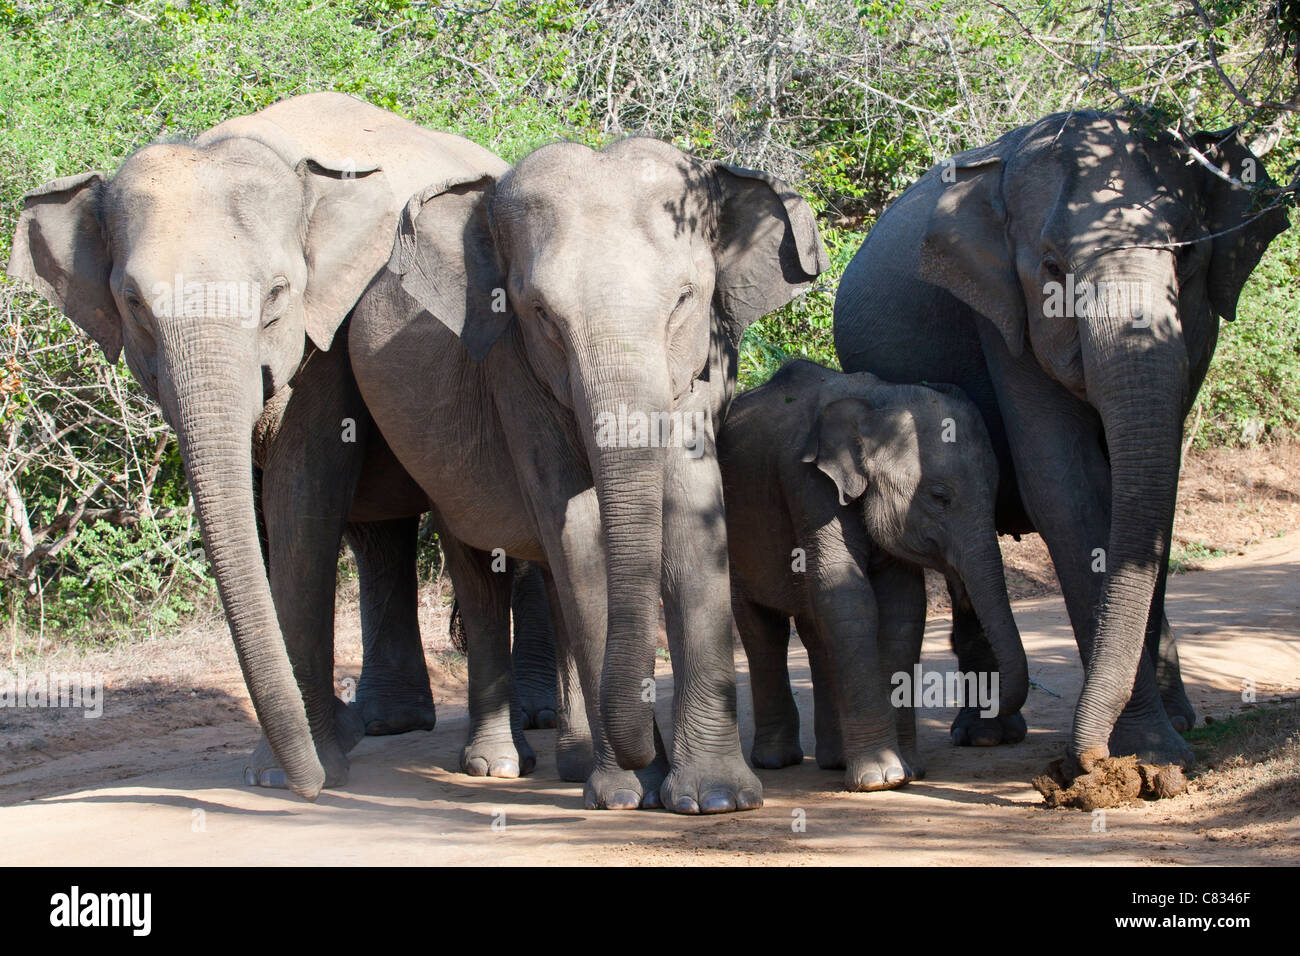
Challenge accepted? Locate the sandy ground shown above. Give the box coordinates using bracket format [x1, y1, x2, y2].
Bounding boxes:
[0, 530, 1296, 866]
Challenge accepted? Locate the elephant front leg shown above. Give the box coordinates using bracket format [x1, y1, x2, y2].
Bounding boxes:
[439, 532, 535, 778]
[248, 359, 368, 790]
[870, 561, 928, 778]
[946, 581, 1027, 748]
[537, 493, 667, 807]
[802, 524, 915, 792]
[347, 517, 437, 736]
[658, 445, 762, 815]
[980, 332, 1191, 767]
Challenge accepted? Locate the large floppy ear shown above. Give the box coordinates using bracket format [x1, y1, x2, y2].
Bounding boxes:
[7, 171, 122, 362]
[799, 396, 880, 507]
[298, 158, 397, 352]
[919, 142, 1026, 357]
[711, 164, 829, 348]
[1190, 128, 1290, 323]
[389, 173, 513, 361]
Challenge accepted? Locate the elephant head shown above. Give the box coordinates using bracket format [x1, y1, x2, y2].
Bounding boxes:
[7, 130, 400, 798]
[801, 377, 1028, 716]
[389, 137, 827, 768]
[916, 111, 1288, 764]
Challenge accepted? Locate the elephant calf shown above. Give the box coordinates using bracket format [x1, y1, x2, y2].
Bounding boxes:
[718, 360, 1028, 791]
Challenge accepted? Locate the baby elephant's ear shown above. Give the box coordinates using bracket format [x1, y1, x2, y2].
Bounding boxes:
[390, 173, 513, 361]
[800, 397, 875, 506]
[711, 163, 829, 348]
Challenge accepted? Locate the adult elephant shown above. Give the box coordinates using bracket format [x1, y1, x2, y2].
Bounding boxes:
[350, 138, 828, 812]
[6, 92, 534, 798]
[834, 111, 1287, 774]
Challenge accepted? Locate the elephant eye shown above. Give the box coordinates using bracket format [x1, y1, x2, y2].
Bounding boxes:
[929, 484, 952, 507]
[673, 285, 695, 313]
[262, 279, 290, 327]
[123, 289, 145, 313]
[1042, 258, 1066, 280]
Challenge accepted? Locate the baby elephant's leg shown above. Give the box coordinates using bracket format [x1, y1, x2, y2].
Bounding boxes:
[870, 561, 927, 779]
[804, 522, 914, 791]
[794, 614, 843, 770]
[734, 593, 802, 769]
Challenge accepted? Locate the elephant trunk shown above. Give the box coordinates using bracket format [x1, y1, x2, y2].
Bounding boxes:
[953, 531, 1028, 717]
[1072, 261, 1186, 766]
[576, 337, 669, 771]
[157, 321, 325, 799]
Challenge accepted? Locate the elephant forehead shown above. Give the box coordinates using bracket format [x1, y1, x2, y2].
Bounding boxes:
[107, 145, 300, 250]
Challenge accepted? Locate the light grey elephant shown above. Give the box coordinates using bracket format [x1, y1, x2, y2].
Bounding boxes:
[5, 92, 544, 798]
[834, 111, 1288, 775]
[720, 359, 1027, 790]
[349, 138, 829, 813]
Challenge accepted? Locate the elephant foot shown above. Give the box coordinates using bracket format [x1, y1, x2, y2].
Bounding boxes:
[556, 730, 595, 782]
[352, 678, 437, 736]
[517, 684, 559, 731]
[844, 746, 917, 792]
[461, 732, 536, 778]
[661, 755, 764, 815]
[244, 728, 351, 791]
[583, 758, 668, 810]
[1159, 684, 1197, 734]
[749, 730, 803, 770]
[815, 740, 845, 771]
[334, 696, 366, 754]
[949, 707, 1027, 747]
[1107, 713, 1194, 767]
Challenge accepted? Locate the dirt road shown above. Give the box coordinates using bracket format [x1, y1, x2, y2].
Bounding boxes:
[2, 535, 1297, 866]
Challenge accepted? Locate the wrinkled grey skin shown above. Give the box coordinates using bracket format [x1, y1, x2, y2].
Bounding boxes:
[720, 360, 1027, 790]
[834, 111, 1288, 774]
[350, 138, 828, 813]
[450, 562, 559, 730]
[6, 93, 521, 798]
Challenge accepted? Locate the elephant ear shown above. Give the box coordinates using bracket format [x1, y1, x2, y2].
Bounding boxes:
[1190, 129, 1290, 323]
[711, 164, 829, 348]
[298, 158, 397, 352]
[389, 174, 513, 361]
[918, 143, 1027, 357]
[799, 396, 880, 507]
[7, 171, 122, 362]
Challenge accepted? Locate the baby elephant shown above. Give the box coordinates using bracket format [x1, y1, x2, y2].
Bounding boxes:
[719, 360, 1028, 791]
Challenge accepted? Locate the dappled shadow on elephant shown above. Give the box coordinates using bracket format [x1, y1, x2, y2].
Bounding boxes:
[833, 110, 1288, 773]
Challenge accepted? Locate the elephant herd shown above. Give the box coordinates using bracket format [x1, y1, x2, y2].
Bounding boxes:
[8, 92, 1287, 814]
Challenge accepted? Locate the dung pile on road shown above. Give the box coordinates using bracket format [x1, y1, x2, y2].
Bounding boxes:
[1032, 755, 1187, 810]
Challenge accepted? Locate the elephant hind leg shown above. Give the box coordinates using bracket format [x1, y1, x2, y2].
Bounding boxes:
[347, 517, 436, 737]
[1153, 613, 1195, 732]
[733, 593, 802, 770]
[439, 530, 535, 778]
[511, 561, 560, 730]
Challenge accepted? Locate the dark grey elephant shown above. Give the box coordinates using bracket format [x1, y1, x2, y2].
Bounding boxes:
[720, 359, 1027, 790]
[834, 111, 1288, 774]
[5, 92, 535, 798]
[350, 138, 828, 813]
